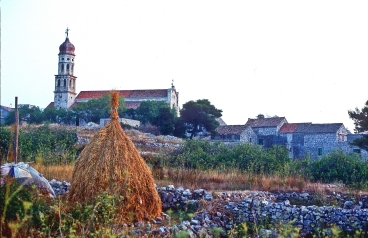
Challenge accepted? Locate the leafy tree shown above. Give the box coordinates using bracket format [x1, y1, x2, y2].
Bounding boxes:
[151, 107, 176, 135]
[256, 114, 265, 119]
[4, 105, 44, 125]
[173, 117, 187, 138]
[180, 99, 222, 139]
[348, 100, 368, 150]
[123, 108, 137, 120]
[43, 107, 61, 123]
[135, 100, 170, 125]
[72, 94, 126, 123]
[0, 127, 12, 161]
[311, 149, 368, 187]
[256, 114, 279, 119]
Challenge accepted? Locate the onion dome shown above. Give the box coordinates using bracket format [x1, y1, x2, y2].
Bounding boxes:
[59, 37, 75, 55]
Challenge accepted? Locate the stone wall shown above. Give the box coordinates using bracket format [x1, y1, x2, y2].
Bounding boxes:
[49, 180, 368, 236]
[269, 132, 368, 160]
[253, 127, 278, 136]
[240, 127, 258, 144]
[304, 133, 337, 147]
[223, 194, 368, 236]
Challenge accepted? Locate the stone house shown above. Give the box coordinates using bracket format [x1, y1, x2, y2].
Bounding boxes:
[0, 105, 13, 124]
[277, 122, 363, 159]
[245, 117, 288, 147]
[278, 123, 312, 158]
[212, 117, 367, 160]
[212, 125, 257, 144]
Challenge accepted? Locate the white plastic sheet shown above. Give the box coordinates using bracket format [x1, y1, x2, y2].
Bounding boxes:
[1, 162, 55, 197]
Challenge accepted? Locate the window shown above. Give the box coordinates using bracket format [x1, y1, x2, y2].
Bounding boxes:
[338, 134, 347, 142]
[353, 149, 361, 154]
[62, 58, 64, 61]
[67, 58, 70, 61]
[249, 138, 252, 143]
[57, 79, 60, 87]
[318, 148, 323, 156]
[67, 64, 69, 70]
[258, 138, 264, 145]
[61, 64, 64, 72]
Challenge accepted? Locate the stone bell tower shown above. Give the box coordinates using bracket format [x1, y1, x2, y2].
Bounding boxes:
[54, 28, 77, 109]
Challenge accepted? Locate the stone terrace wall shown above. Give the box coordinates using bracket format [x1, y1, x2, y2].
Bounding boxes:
[223, 196, 368, 236]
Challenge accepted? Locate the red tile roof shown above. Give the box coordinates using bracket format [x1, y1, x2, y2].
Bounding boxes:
[129, 90, 168, 98]
[279, 123, 313, 133]
[216, 125, 250, 135]
[76, 89, 168, 100]
[279, 123, 299, 133]
[45, 102, 54, 109]
[246, 117, 287, 127]
[69, 101, 141, 110]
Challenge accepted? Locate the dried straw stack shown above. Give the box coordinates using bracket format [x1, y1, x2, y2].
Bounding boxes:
[67, 91, 162, 222]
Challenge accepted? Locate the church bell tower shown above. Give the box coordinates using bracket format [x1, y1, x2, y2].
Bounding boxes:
[54, 28, 77, 109]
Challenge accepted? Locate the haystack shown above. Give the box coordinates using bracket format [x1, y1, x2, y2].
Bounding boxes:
[67, 91, 161, 222]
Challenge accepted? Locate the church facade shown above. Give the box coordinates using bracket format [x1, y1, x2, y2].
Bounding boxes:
[48, 30, 180, 114]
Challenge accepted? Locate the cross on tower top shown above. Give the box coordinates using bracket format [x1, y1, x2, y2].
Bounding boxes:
[65, 27, 70, 38]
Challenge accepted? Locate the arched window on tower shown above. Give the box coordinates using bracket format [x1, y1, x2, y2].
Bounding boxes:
[67, 64, 69, 74]
[57, 79, 60, 87]
[64, 79, 66, 87]
[69, 79, 72, 88]
[61, 64, 64, 74]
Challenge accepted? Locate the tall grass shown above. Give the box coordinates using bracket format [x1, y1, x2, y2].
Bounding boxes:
[33, 163, 74, 182]
[35, 163, 310, 193]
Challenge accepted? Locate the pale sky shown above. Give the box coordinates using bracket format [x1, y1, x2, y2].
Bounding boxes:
[2, 1, 368, 131]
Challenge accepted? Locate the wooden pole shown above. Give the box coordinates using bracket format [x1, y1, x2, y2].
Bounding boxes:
[14, 97, 19, 164]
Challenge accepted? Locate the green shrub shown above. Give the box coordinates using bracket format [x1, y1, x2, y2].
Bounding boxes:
[311, 149, 368, 188]
[0, 181, 34, 223]
[0, 125, 78, 164]
[0, 181, 51, 237]
[162, 140, 291, 175]
[0, 126, 12, 162]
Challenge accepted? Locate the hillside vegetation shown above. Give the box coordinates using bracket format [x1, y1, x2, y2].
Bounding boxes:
[2, 123, 368, 237]
[1, 124, 368, 189]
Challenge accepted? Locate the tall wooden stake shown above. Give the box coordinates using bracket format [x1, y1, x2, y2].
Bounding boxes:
[14, 97, 19, 164]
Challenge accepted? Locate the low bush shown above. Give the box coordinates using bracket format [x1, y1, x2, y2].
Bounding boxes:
[156, 140, 368, 189]
[311, 149, 368, 188]
[0, 125, 78, 164]
[162, 140, 292, 175]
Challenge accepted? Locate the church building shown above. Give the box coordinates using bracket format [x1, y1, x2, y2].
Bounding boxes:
[47, 29, 180, 114]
